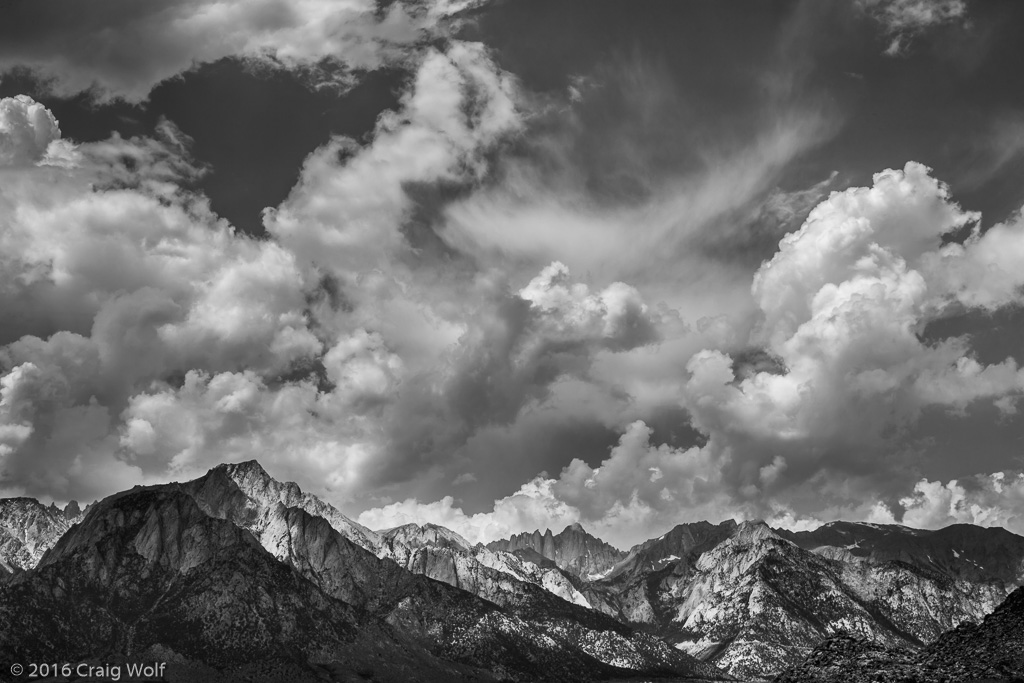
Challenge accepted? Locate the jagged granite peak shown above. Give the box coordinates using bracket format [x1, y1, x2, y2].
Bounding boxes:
[372, 520, 606, 613]
[212, 459, 382, 553]
[3, 486, 489, 682]
[63, 500, 82, 519]
[776, 520, 1024, 585]
[0, 496, 83, 572]
[487, 522, 627, 578]
[775, 586, 1024, 682]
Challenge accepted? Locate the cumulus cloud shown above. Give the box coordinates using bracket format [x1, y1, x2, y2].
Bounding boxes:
[518, 262, 658, 353]
[0, 96, 327, 500]
[674, 163, 1024, 514]
[0, 95, 60, 166]
[118, 369, 379, 491]
[0, 44, 666, 510]
[362, 161, 1024, 546]
[898, 472, 1024, 534]
[0, 0, 482, 101]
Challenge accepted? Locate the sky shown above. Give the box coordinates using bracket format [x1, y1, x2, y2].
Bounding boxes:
[1, 0, 1024, 549]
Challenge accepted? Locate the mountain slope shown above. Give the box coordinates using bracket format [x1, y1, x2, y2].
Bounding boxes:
[589, 521, 1012, 679]
[0, 497, 82, 573]
[775, 585, 1024, 683]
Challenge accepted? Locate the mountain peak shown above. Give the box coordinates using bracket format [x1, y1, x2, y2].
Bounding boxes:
[487, 523, 625, 578]
[63, 500, 81, 519]
[193, 460, 383, 555]
[217, 459, 271, 479]
[733, 519, 779, 543]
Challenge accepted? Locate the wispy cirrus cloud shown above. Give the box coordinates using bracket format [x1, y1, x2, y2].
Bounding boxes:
[857, 0, 969, 55]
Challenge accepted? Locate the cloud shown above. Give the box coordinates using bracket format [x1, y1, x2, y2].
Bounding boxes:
[0, 95, 61, 166]
[857, 0, 969, 55]
[0, 97, 325, 500]
[118, 368, 380, 491]
[898, 472, 1024, 534]
[264, 41, 521, 284]
[360, 161, 1024, 547]
[0, 0, 482, 102]
[359, 420, 734, 548]
[439, 111, 833, 288]
[518, 262, 658, 353]
[0, 45, 665, 510]
[673, 163, 1024, 513]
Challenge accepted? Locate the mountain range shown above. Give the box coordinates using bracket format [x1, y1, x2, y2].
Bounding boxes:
[1, 460, 1022, 681]
[0, 462, 722, 683]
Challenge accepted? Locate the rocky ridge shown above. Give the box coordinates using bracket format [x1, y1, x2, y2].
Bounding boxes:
[0, 497, 82, 574]
[496, 519, 1018, 679]
[777, 521, 1024, 585]
[775, 585, 1024, 682]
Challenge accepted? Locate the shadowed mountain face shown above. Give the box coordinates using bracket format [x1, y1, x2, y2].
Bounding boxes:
[776, 521, 1024, 585]
[775, 586, 1024, 683]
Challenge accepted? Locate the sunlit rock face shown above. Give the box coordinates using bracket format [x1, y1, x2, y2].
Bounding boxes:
[0, 498, 82, 574]
[215, 460, 384, 554]
[378, 522, 594, 609]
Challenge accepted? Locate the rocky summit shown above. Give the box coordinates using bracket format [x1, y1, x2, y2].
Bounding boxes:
[486, 522, 627, 579]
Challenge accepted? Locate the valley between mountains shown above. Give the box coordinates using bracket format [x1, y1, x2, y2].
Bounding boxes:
[2, 460, 1023, 682]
